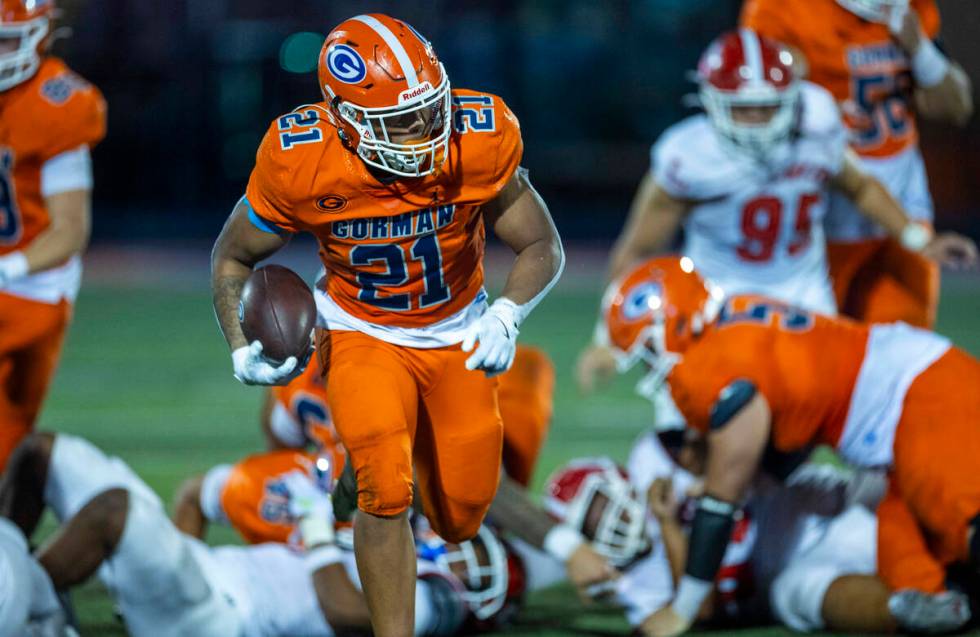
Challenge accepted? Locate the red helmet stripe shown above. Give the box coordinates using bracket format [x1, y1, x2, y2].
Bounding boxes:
[351, 14, 419, 88]
[737, 28, 765, 84]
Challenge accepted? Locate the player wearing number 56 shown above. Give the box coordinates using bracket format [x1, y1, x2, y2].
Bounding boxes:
[210, 13, 563, 637]
[574, 29, 975, 399]
[0, 0, 107, 471]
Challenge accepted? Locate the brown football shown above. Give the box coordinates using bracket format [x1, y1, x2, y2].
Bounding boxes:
[239, 265, 316, 365]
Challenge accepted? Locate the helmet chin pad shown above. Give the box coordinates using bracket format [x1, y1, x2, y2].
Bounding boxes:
[0, 17, 48, 92]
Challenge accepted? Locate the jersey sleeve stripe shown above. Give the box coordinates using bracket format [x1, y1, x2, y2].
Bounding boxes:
[245, 198, 291, 236]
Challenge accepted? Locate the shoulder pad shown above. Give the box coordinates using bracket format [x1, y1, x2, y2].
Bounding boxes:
[708, 379, 757, 430]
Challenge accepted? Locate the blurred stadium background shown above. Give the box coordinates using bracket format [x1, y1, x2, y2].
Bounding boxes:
[34, 0, 980, 634]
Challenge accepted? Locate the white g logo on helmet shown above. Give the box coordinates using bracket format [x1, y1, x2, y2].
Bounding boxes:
[623, 282, 664, 321]
[326, 44, 367, 84]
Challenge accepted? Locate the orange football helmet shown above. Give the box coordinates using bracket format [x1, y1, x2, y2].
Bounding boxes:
[603, 256, 724, 399]
[0, 0, 53, 91]
[318, 14, 451, 178]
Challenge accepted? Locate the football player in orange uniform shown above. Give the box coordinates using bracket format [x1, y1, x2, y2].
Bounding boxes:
[210, 15, 563, 635]
[741, 0, 974, 328]
[602, 257, 979, 636]
[0, 0, 106, 470]
[174, 345, 556, 545]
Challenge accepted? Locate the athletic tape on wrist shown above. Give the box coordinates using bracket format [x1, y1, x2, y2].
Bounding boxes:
[673, 575, 714, 622]
[543, 524, 586, 562]
[911, 38, 950, 88]
[305, 544, 344, 571]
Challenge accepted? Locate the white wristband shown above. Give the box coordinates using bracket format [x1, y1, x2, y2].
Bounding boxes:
[0, 251, 29, 282]
[543, 524, 586, 562]
[900, 224, 932, 252]
[672, 575, 713, 622]
[298, 513, 335, 548]
[305, 544, 344, 571]
[911, 38, 950, 88]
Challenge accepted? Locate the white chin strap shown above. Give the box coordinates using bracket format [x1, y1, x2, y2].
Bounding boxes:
[0, 18, 48, 92]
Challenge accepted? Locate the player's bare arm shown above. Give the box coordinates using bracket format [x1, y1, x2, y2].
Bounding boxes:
[833, 151, 978, 267]
[211, 198, 303, 385]
[172, 474, 208, 539]
[646, 393, 771, 637]
[489, 473, 619, 599]
[312, 562, 373, 632]
[647, 477, 686, 584]
[25, 189, 91, 273]
[608, 174, 691, 282]
[891, 10, 973, 126]
[464, 168, 564, 377]
[576, 177, 690, 394]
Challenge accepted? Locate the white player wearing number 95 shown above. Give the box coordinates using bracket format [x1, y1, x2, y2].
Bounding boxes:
[576, 28, 975, 397]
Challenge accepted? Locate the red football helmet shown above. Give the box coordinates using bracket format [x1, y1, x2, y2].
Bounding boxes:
[318, 14, 451, 178]
[602, 256, 724, 401]
[697, 29, 799, 157]
[543, 457, 649, 567]
[836, 0, 908, 24]
[0, 0, 53, 91]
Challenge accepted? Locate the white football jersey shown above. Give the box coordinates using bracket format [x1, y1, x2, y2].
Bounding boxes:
[652, 82, 847, 315]
[618, 432, 876, 629]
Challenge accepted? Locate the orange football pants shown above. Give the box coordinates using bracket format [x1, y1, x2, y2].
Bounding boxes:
[498, 345, 555, 487]
[324, 330, 502, 543]
[877, 347, 980, 592]
[828, 238, 939, 329]
[0, 294, 71, 472]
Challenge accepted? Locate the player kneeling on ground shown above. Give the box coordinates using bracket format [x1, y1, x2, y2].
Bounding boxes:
[0, 432, 473, 636]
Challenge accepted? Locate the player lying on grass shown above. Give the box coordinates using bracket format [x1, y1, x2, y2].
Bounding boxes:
[0, 432, 476, 637]
[544, 432, 966, 635]
[171, 342, 620, 608]
[599, 256, 978, 636]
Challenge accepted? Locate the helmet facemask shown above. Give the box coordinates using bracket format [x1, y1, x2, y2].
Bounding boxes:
[563, 469, 650, 567]
[700, 79, 800, 160]
[333, 68, 452, 178]
[0, 16, 47, 92]
[439, 526, 510, 621]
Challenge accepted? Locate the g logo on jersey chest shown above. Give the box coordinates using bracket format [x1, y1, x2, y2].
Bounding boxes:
[326, 44, 367, 84]
[316, 195, 349, 213]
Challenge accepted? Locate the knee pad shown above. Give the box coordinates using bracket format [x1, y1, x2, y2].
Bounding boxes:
[356, 471, 413, 518]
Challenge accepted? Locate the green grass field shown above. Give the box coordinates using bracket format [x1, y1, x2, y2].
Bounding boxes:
[35, 251, 980, 636]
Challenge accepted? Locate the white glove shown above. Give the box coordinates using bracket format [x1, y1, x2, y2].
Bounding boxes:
[280, 469, 336, 547]
[0, 252, 28, 287]
[461, 298, 520, 377]
[231, 340, 300, 386]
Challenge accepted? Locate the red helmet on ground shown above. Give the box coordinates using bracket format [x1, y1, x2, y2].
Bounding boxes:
[697, 29, 799, 156]
[602, 256, 724, 401]
[543, 457, 649, 567]
[0, 0, 53, 91]
[318, 14, 451, 178]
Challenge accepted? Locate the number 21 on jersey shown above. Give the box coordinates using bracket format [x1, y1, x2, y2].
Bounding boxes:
[351, 233, 451, 311]
[0, 148, 21, 245]
[737, 192, 820, 262]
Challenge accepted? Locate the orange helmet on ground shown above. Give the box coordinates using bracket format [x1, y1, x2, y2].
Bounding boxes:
[603, 256, 724, 399]
[0, 0, 53, 91]
[318, 14, 451, 178]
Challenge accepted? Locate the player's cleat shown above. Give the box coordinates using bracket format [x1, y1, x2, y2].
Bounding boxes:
[889, 589, 971, 634]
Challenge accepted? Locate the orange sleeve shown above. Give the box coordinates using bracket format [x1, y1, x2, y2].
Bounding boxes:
[244, 122, 303, 234]
[914, 0, 941, 39]
[490, 98, 524, 194]
[669, 352, 734, 434]
[740, 0, 798, 48]
[36, 74, 107, 160]
[451, 91, 524, 204]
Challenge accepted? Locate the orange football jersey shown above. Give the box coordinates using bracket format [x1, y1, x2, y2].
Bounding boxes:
[669, 295, 868, 452]
[219, 449, 321, 545]
[0, 57, 106, 254]
[269, 354, 344, 455]
[245, 89, 522, 328]
[742, 0, 940, 158]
